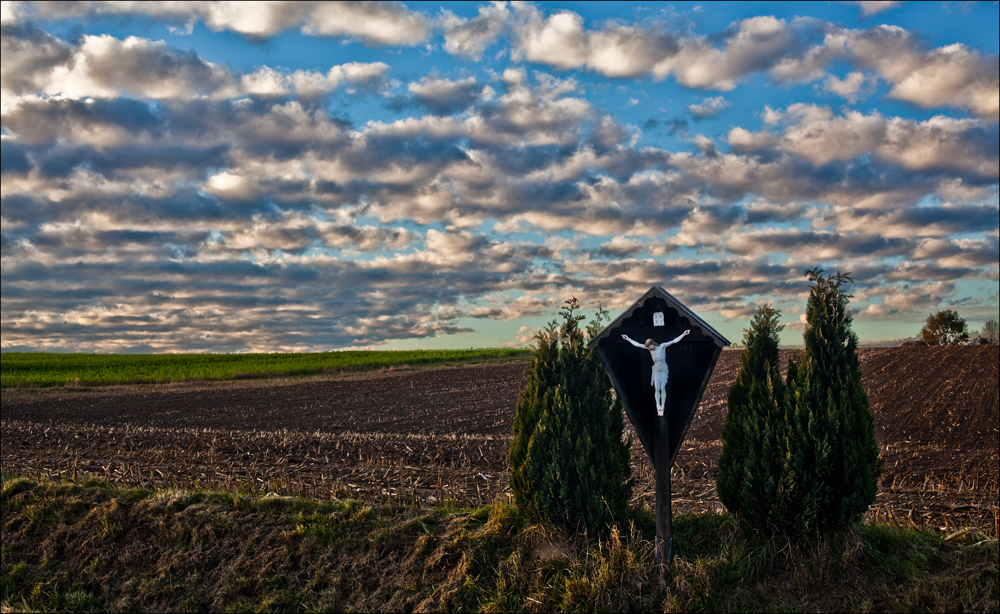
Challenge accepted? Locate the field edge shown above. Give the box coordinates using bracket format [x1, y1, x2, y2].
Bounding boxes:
[0, 348, 532, 390]
[2, 475, 997, 613]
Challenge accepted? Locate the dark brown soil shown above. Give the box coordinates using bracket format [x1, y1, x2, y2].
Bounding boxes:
[2, 347, 997, 534]
[0, 362, 528, 436]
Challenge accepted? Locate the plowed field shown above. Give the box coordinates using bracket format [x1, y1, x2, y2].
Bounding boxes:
[2, 347, 997, 535]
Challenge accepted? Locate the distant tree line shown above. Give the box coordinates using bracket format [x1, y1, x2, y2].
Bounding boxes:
[918, 310, 998, 346]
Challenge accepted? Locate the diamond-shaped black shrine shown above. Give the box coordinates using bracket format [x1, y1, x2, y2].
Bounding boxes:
[588, 286, 730, 467]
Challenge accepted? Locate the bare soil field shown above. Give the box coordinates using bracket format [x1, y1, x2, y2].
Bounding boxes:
[2, 347, 997, 535]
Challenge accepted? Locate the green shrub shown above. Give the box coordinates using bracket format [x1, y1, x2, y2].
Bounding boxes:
[508, 298, 632, 534]
[776, 268, 882, 535]
[717, 304, 785, 530]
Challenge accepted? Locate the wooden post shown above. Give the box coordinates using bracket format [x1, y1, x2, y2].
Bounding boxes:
[654, 408, 673, 570]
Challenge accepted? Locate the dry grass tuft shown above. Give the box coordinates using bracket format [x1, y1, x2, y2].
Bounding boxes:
[2, 475, 997, 613]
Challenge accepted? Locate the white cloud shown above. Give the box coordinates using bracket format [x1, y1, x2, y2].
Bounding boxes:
[732, 106, 999, 177]
[2, 12, 996, 352]
[599, 236, 645, 257]
[822, 71, 866, 102]
[512, 325, 537, 346]
[727, 126, 777, 151]
[0, 30, 390, 101]
[654, 16, 794, 90]
[11, 1, 431, 45]
[881, 281, 956, 311]
[879, 42, 999, 120]
[407, 75, 483, 114]
[513, 5, 588, 69]
[442, 1, 510, 60]
[779, 25, 999, 119]
[781, 108, 886, 165]
[303, 2, 430, 45]
[37, 34, 232, 100]
[11, 2, 995, 122]
[687, 95, 731, 119]
[878, 115, 998, 177]
[762, 105, 784, 124]
[1, 1, 24, 24]
[851, 1, 903, 17]
[586, 24, 676, 78]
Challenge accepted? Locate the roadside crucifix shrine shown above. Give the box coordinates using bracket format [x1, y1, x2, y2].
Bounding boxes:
[588, 286, 729, 568]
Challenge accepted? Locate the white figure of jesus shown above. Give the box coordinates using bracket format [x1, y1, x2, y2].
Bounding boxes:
[622, 330, 690, 416]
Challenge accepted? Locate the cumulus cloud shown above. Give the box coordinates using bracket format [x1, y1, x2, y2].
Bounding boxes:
[405, 76, 484, 115]
[7, 1, 431, 45]
[585, 23, 678, 78]
[472, 69, 593, 145]
[208, 212, 413, 253]
[849, 27, 999, 120]
[472, 294, 552, 320]
[779, 106, 886, 164]
[512, 6, 588, 69]
[656, 16, 801, 90]
[3, 33, 232, 100]
[301, 2, 430, 44]
[774, 25, 999, 119]
[725, 228, 912, 260]
[850, 1, 904, 17]
[0, 24, 73, 96]
[598, 236, 646, 258]
[9, 3, 994, 121]
[822, 71, 867, 102]
[687, 96, 731, 119]
[0, 29, 390, 102]
[727, 126, 777, 151]
[729, 106, 998, 178]
[880, 281, 957, 311]
[509, 9, 802, 89]
[442, 1, 510, 60]
[2, 12, 996, 352]
[815, 202, 1000, 238]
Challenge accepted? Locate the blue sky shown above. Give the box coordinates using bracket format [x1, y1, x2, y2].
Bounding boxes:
[1, 1, 997, 352]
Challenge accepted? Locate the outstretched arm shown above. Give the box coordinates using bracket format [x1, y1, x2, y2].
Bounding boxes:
[622, 334, 646, 348]
[661, 330, 690, 348]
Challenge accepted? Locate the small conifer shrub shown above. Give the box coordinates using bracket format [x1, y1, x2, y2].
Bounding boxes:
[776, 268, 882, 535]
[717, 304, 785, 529]
[508, 298, 633, 533]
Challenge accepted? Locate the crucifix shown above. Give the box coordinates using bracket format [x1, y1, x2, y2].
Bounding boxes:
[588, 287, 729, 570]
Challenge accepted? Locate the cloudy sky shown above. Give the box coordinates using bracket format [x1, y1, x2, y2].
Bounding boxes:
[1, 1, 998, 353]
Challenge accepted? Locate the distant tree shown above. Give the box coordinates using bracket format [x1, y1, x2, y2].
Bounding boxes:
[717, 304, 785, 529]
[775, 268, 882, 535]
[977, 319, 999, 345]
[508, 298, 633, 534]
[920, 310, 969, 345]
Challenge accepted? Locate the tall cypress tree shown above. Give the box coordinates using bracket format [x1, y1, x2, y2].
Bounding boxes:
[776, 268, 882, 534]
[508, 298, 633, 533]
[717, 304, 785, 529]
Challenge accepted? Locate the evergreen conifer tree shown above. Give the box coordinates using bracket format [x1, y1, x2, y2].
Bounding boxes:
[508, 298, 633, 533]
[775, 268, 882, 534]
[717, 304, 785, 529]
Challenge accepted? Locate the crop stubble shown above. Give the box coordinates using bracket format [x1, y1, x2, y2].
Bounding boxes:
[2, 348, 997, 535]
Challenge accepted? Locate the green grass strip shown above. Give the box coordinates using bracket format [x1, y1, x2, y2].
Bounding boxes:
[0, 348, 530, 388]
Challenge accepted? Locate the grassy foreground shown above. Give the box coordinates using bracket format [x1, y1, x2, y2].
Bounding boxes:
[0, 349, 530, 389]
[1, 476, 996, 613]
